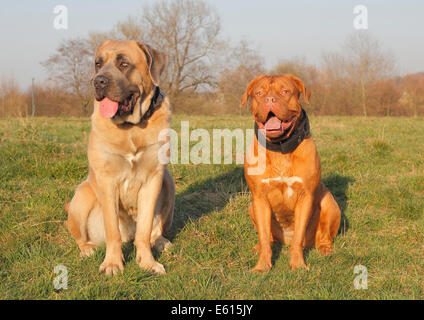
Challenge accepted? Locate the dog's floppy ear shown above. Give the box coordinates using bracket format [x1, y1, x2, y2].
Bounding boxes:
[138, 43, 167, 86]
[240, 77, 260, 108]
[288, 75, 310, 104]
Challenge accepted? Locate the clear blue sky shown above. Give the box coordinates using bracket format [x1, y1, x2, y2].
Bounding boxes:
[1, 0, 423, 88]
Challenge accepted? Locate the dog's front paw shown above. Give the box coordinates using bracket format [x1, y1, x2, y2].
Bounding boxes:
[289, 246, 309, 270]
[150, 261, 166, 275]
[289, 255, 308, 270]
[138, 260, 166, 275]
[79, 243, 97, 257]
[251, 260, 272, 273]
[152, 236, 172, 253]
[318, 245, 333, 256]
[99, 256, 124, 276]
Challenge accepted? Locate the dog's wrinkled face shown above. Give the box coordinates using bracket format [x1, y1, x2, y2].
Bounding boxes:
[93, 40, 167, 124]
[241, 75, 310, 139]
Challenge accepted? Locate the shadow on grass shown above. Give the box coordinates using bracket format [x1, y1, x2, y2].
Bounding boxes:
[154, 169, 353, 267]
[167, 166, 246, 242]
[322, 174, 354, 236]
[94, 167, 247, 263]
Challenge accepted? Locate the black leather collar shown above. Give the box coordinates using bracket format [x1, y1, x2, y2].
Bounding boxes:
[254, 109, 311, 154]
[141, 86, 164, 122]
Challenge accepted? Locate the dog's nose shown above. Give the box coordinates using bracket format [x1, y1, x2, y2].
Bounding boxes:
[265, 96, 276, 104]
[93, 75, 109, 90]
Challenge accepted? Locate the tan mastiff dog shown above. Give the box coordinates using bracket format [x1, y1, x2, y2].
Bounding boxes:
[64, 40, 175, 276]
[241, 75, 341, 273]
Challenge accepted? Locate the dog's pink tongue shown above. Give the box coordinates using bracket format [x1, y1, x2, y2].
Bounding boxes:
[264, 116, 282, 131]
[99, 98, 119, 118]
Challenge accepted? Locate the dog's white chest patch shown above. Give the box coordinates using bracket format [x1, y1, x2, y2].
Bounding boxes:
[124, 151, 144, 168]
[262, 174, 303, 198]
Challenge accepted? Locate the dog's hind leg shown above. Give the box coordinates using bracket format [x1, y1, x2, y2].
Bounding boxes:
[150, 210, 172, 252]
[314, 183, 341, 255]
[65, 180, 98, 257]
[150, 169, 175, 253]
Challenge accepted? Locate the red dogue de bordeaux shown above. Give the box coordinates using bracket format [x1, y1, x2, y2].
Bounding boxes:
[241, 74, 341, 272]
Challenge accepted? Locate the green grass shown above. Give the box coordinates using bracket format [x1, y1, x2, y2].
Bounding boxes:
[0, 115, 423, 299]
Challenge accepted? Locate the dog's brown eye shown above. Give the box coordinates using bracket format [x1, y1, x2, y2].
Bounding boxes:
[120, 62, 129, 68]
[281, 89, 290, 95]
[256, 90, 263, 97]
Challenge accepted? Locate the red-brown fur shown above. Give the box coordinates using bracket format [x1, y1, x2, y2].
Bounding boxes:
[242, 75, 341, 272]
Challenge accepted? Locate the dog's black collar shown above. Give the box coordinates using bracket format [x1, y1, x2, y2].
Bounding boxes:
[141, 86, 165, 122]
[254, 109, 311, 154]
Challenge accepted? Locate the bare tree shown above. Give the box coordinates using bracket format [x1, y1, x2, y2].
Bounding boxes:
[342, 32, 396, 116]
[320, 52, 354, 115]
[218, 39, 265, 113]
[319, 32, 396, 116]
[139, 0, 225, 96]
[113, 16, 144, 42]
[41, 38, 93, 115]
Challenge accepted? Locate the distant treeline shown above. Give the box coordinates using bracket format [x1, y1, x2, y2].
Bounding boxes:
[1, 0, 423, 117]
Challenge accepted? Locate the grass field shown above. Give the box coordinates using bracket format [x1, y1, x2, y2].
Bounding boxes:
[0, 114, 423, 299]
